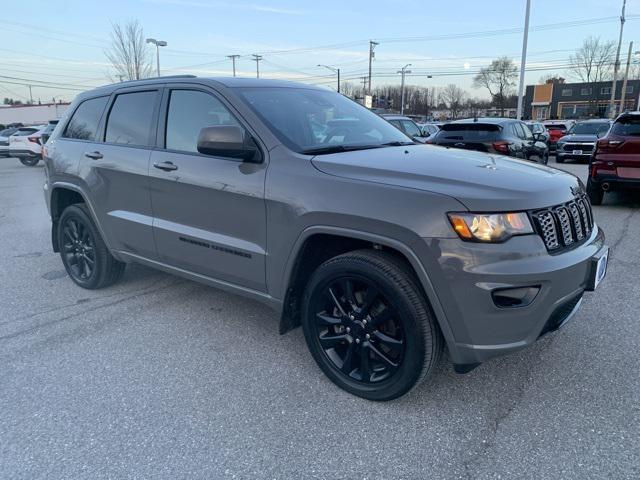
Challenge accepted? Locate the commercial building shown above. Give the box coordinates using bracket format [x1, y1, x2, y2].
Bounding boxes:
[523, 79, 640, 120]
[0, 102, 70, 126]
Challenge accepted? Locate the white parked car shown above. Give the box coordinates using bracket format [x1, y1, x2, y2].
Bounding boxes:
[0, 127, 21, 158]
[9, 125, 45, 166]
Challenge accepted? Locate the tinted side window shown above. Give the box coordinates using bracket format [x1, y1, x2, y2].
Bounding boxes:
[519, 123, 533, 140]
[62, 96, 108, 141]
[105, 91, 158, 146]
[165, 89, 240, 153]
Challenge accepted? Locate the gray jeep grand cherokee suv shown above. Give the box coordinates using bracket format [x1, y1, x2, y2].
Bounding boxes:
[43, 76, 609, 400]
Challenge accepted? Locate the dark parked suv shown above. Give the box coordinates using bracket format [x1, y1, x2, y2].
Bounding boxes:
[587, 112, 640, 205]
[44, 76, 608, 400]
[431, 118, 549, 164]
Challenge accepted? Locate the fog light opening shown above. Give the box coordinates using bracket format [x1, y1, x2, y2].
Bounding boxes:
[492, 286, 540, 308]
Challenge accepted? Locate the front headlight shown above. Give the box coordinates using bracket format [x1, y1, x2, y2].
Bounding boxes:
[448, 212, 534, 242]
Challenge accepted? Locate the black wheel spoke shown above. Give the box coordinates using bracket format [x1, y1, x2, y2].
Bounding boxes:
[328, 288, 347, 317]
[360, 286, 379, 315]
[369, 343, 399, 369]
[341, 342, 355, 374]
[369, 307, 393, 328]
[316, 312, 342, 327]
[373, 331, 403, 354]
[340, 279, 357, 308]
[319, 332, 349, 349]
[360, 344, 372, 382]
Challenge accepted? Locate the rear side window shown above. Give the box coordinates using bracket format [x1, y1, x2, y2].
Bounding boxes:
[63, 96, 108, 141]
[105, 91, 158, 146]
[14, 128, 38, 136]
[611, 117, 640, 136]
[438, 123, 500, 141]
[165, 89, 240, 153]
[401, 120, 421, 137]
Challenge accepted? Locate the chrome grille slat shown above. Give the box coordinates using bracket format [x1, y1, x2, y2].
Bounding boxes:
[532, 194, 594, 252]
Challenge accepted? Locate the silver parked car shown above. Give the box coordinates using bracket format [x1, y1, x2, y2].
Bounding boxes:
[43, 76, 609, 400]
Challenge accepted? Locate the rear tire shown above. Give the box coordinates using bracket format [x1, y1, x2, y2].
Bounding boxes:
[586, 178, 604, 206]
[57, 204, 125, 289]
[301, 249, 442, 401]
[19, 157, 40, 166]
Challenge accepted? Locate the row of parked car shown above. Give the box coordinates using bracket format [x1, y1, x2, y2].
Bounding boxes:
[0, 120, 58, 166]
[380, 112, 639, 206]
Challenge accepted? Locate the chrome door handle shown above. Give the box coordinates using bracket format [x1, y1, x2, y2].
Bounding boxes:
[84, 151, 103, 160]
[153, 161, 178, 171]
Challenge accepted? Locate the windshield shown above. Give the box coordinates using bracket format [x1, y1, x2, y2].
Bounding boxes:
[236, 87, 411, 153]
[611, 117, 640, 136]
[569, 122, 610, 135]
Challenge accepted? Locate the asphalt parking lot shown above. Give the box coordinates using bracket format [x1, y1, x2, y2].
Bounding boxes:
[1, 156, 639, 480]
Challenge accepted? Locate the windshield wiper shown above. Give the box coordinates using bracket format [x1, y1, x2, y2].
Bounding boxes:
[301, 144, 385, 155]
[380, 141, 415, 146]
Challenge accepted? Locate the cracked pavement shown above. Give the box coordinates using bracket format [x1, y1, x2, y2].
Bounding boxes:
[0, 157, 639, 479]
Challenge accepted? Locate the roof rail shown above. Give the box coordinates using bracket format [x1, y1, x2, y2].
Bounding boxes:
[107, 74, 197, 87]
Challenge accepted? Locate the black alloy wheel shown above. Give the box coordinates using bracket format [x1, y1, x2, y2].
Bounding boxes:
[310, 276, 405, 384]
[61, 216, 96, 282]
[57, 204, 125, 289]
[302, 250, 442, 401]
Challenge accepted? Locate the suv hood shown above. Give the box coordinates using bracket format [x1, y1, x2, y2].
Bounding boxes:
[559, 134, 598, 143]
[311, 145, 582, 211]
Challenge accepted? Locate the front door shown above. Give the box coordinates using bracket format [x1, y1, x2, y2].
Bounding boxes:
[148, 87, 267, 292]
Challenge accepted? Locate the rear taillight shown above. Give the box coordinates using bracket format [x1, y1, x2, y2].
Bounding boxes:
[28, 137, 41, 145]
[596, 138, 624, 151]
[492, 141, 511, 154]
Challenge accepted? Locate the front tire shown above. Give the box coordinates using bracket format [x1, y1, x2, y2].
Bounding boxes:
[57, 204, 125, 289]
[586, 178, 604, 206]
[19, 157, 40, 166]
[301, 250, 442, 401]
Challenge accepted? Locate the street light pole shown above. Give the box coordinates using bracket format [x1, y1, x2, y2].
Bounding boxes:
[368, 40, 378, 95]
[227, 55, 240, 77]
[516, 0, 531, 120]
[609, 0, 626, 118]
[317, 64, 340, 93]
[146, 38, 167, 77]
[397, 64, 412, 115]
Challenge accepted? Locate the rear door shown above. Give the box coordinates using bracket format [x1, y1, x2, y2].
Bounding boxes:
[80, 88, 160, 260]
[148, 86, 267, 292]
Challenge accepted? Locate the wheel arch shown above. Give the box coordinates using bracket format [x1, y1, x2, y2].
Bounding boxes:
[278, 226, 456, 349]
[49, 182, 111, 253]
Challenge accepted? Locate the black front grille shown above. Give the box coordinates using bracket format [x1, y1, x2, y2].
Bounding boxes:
[532, 195, 594, 253]
[539, 293, 583, 337]
[0, 140, 8, 146]
[562, 143, 594, 153]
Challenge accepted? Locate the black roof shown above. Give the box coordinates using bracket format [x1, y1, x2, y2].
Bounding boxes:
[449, 117, 515, 125]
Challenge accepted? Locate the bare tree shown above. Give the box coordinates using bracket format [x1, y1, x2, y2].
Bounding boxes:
[105, 20, 153, 81]
[569, 36, 615, 83]
[440, 84, 466, 119]
[473, 56, 518, 116]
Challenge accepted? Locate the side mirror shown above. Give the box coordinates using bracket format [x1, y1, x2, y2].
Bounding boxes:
[532, 132, 541, 142]
[197, 125, 261, 162]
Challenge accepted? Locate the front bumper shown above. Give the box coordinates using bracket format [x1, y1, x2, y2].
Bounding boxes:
[415, 227, 606, 366]
[556, 151, 592, 161]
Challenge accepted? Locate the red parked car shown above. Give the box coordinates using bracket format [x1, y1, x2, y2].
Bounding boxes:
[587, 112, 640, 205]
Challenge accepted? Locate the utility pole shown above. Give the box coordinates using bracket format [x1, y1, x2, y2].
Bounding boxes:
[27, 85, 33, 104]
[367, 40, 378, 95]
[227, 55, 240, 77]
[516, 0, 531, 120]
[317, 64, 340, 92]
[398, 64, 412, 115]
[620, 41, 634, 113]
[609, 0, 626, 118]
[252, 54, 263, 78]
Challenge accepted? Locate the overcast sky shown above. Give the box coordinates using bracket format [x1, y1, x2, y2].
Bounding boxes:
[1, 0, 639, 103]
